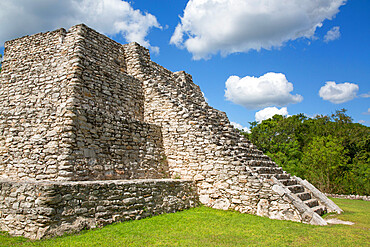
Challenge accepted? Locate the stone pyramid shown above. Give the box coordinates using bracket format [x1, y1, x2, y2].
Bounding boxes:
[0, 24, 342, 239]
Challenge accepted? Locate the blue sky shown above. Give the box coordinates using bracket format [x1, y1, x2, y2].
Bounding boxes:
[0, 0, 369, 129]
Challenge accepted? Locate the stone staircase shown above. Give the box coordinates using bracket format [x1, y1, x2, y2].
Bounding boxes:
[248, 159, 328, 217]
[275, 173, 327, 216]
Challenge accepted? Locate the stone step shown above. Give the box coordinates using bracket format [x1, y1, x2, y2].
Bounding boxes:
[304, 198, 319, 208]
[258, 173, 289, 179]
[296, 192, 312, 201]
[251, 167, 283, 174]
[287, 184, 305, 193]
[275, 174, 291, 180]
[245, 155, 270, 162]
[258, 174, 273, 179]
[246, 160, 276, 167]
[312, 205, 326, 216]
[279, 179, 298, 186]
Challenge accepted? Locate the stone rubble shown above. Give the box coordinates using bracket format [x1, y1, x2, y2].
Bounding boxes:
[325, 194, 370, 201]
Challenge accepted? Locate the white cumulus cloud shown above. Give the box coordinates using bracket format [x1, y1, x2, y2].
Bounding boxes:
[225, 72, 303, 109]
[255, 107, 289, 122]
[0, 0, 161, 52]
[319, 81, 359, 104]
[360, 92, 370, 98]
[230, 121, 250, 133]
[324, 26, 341, 42]
[170, 0, 346, 59]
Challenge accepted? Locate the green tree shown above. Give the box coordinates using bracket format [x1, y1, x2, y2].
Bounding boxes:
[301, 135, 349, 193]
[246, 114, 307, 176]
[347, 133, 370, 195]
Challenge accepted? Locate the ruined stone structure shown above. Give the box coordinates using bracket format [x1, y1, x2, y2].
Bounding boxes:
[0, 24, 342, 239]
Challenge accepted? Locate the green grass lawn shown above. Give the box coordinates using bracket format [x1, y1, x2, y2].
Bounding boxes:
[1, 198, 369, 247]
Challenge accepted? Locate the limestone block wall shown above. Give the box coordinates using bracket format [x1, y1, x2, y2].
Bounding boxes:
[69, 25, 144, 122]
[0, 28, 77, 180]
[65, 25, 167, 180]
[69, 117, 168, 181]
[0, 179, 198, 239]
[122, 43, 305, 222]
[0, 24, 168, 181]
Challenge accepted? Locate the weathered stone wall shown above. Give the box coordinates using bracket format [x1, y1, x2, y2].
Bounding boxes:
[69, 25, 144, 122]
[65, 25, 168, 180]
[122, 43, 305, 222]
[0, 179, 198, 239]
[0, 28, 77, 180]
[0, 24, 169, 181]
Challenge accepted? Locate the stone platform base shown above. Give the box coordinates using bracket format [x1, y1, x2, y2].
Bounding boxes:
[0, 179, 199, 239]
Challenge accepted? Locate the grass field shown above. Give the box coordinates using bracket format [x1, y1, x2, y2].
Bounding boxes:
[0, 198, 369, 246]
